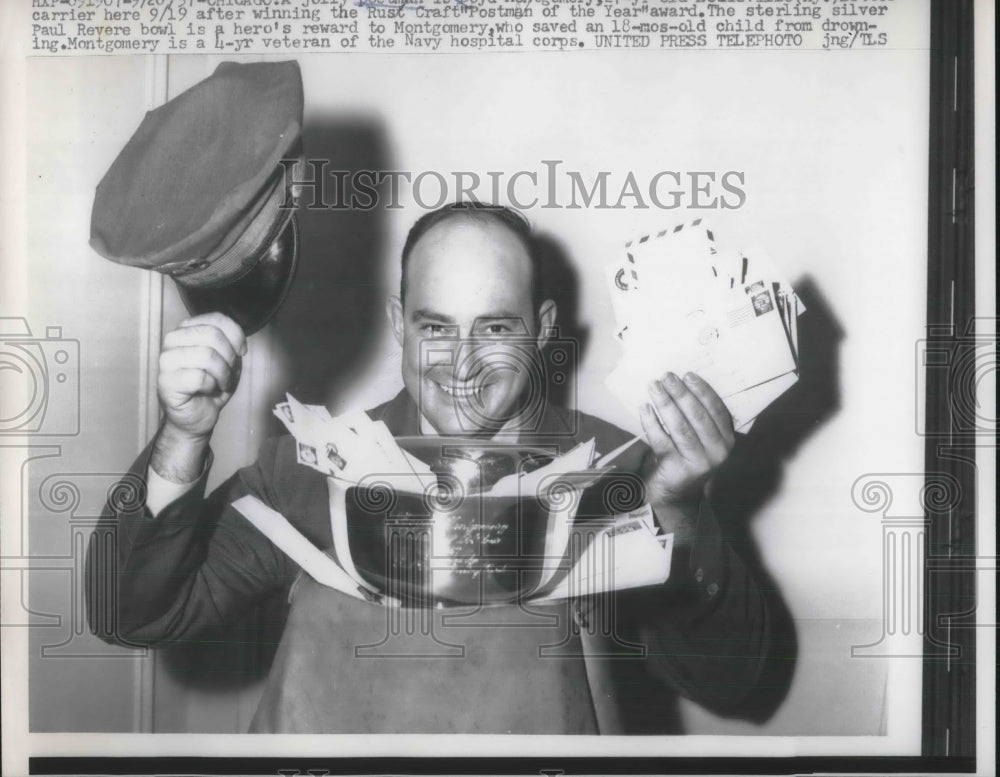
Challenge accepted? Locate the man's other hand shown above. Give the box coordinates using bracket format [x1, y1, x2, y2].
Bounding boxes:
[639, 372, 734, 539]
[157, 313, 247, 441]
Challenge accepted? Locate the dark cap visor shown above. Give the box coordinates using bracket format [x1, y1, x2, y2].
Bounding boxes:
[176, 213, 299, 336]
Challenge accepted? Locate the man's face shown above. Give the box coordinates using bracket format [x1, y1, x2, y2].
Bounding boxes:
[388, 216, 555, 436]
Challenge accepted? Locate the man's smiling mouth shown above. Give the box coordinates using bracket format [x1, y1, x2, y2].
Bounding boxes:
[436, 380, 490, 400]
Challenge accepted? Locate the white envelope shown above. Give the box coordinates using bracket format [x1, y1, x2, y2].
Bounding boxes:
[233, 494, 395, 606]
[534, 507, 674, 602]
[724, 370, 799, 430]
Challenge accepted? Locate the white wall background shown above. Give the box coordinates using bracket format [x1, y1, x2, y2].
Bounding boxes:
[19, 8, 931, 744]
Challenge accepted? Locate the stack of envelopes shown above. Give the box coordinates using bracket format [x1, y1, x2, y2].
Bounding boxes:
[605, 219, 804, 432]
[273, 394, 436, 489]
[273, 393, 612, 496]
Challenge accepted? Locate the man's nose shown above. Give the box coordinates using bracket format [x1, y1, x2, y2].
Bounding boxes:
[453, 339, 487, 382]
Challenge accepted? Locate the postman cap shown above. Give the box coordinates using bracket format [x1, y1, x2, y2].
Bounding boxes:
[90, 60, 304, 335]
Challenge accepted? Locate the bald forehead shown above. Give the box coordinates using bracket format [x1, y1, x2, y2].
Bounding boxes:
[403, 214, 535, 304]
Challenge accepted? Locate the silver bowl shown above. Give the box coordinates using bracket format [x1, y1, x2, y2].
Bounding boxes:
[344, 437, 562, 606]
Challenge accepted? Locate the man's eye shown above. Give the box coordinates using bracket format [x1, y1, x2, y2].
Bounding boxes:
[473, 317, 527, 337]
[422, 324, 454, 337]
[477, 323, 515, 337]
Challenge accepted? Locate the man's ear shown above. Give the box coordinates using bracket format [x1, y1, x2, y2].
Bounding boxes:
[387, 296, 405, 348]
[536, 299, 557, 347]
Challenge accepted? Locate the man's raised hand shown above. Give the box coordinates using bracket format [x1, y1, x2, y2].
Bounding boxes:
[157, 313, 247, 441]
[639, 372, 734, 539]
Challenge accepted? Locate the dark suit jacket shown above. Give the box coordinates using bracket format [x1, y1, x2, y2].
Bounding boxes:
[88, 390, 771, 733]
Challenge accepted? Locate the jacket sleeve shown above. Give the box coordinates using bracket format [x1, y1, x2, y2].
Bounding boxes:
[85, 434, 297, 647]
[586, 500, 772, 724]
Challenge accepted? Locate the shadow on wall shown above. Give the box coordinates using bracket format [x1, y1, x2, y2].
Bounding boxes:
[709, 276, 846, 724]
[158, 117, 392, 700]
[269, 117, 393, 409]
[534, 231, 591, 410]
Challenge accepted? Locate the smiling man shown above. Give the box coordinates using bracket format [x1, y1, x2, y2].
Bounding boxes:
[88, 202, 771, 734]
[389, 204, 557, 437]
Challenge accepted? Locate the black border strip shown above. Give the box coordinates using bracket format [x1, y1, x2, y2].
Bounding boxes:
[922, 0, 977, 761]
[27, 755, 978, 776]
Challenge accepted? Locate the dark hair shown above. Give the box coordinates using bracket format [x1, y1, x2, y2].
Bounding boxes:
[399, 202, 544, 311]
